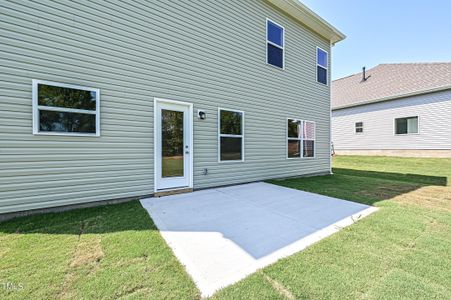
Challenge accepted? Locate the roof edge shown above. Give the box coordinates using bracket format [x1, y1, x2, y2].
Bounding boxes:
[267, 0, 346, 45]
[332, 85, 451, 111]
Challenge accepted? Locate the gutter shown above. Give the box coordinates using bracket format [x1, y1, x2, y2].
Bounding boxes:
[332, 85, 451, 111]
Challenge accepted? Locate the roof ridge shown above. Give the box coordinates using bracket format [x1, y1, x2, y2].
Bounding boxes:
[332, 64, 382, 82]
[332, 62, 451, 109]
[378, 62, 451, 66]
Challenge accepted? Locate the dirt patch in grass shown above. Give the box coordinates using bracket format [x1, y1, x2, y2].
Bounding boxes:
[394, 186, 451, 212]
[263, 273, 296, 300]
[70, 235, 104, 268]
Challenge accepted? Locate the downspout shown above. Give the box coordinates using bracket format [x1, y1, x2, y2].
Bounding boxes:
[329, 41, 333, 175]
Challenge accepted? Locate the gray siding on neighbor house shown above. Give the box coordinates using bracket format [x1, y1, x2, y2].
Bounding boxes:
[0, 0, 332, 214]
[332, 90, 451, 150]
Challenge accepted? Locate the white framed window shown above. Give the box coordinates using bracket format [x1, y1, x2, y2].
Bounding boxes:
[355, 122, 364, 134]
[266, 19, 285, 69]
[287, 119, 316, 158]
[395, 116, 419, 135]
[32, 80, 100, 137]
[218, 108, 244, 162]
[316, 47, 328, 85]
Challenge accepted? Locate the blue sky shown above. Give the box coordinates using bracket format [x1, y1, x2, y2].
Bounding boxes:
[301, 0, 451, 80]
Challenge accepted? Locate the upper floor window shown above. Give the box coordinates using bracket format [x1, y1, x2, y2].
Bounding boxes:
[219, 109, 244, 162]
[287, 119, 316, 158]
[395, 116, 418, 135]
[32, 80, 100, 136]
[266, 19, 285, 69]
[317, 47, 328, 85]
[355, 122, 364, 133]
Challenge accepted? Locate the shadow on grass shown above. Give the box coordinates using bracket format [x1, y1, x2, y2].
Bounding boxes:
[0, 200, 154, 235]
[333, 168, 448, 186]
[269, 168, 447, 207]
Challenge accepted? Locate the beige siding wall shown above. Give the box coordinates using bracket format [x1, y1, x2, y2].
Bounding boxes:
[0, 0, 332, 214]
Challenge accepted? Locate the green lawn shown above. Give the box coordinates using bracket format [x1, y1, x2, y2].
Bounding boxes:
[1, 156, 450, 299]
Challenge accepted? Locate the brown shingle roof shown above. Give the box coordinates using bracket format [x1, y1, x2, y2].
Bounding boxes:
[331, 63, 451, 110]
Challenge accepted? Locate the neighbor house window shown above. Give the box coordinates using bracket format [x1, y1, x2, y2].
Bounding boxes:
[287, 119, 316, 158]
[395, 116, 419, 135]
[219, 109, 244, 162]
[266, 19, 284, 69]
[355, 122, 364, 133]
[317, 47, 328, 85]
[32, 80, 100, 136]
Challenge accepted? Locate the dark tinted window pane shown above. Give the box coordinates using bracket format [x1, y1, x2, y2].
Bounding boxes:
[303, 140, 315, 158]
[356, 122, 363, 127]
[38, 84, 96, 110]
[267, 44, 284, 68]
[220, 137, 242, 161]
[288, 140, 300, 158]
[317, 66, 327, 84]
[396, 118, 408, 134]
[317, 48, 328, 68]
[356, 127, 363, 133]
[267, 21, 283, 47]
[161, 109, 184, 178]
[39, 110, 96, 133]
[287, 119, 300, 138]
[220, 110, 242, 135]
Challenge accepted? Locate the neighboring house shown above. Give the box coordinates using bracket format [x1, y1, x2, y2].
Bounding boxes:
[0, 1, 345, 215]
[332, 63, 451, 157]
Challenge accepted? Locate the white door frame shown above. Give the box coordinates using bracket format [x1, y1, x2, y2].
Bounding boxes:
[154, 98, 193, 192]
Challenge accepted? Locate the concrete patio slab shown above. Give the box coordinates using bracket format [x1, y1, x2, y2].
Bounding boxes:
[140, 182, 378, 297]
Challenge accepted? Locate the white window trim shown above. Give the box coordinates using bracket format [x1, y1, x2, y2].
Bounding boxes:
[393, 115, 420, 136]
[218, 108, 245, 163]
[286, 118, 316, 159]
[355, 121, 364, 134]
[316, 46, 329, 86]
[266, 18, 285, 70]
[32, 79, 100, 137]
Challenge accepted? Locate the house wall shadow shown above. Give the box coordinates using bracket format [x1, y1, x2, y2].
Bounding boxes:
[0, 201, 155, 235]
[333, 168, 448, 187]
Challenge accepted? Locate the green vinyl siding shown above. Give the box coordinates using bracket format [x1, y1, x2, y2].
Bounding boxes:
[0, 0, 332, 213]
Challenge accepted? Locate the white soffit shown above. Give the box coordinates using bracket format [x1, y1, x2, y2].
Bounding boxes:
[268, 0, 346, 45]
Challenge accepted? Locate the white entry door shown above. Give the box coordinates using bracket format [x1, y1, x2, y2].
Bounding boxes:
[155, 99, 193, 191]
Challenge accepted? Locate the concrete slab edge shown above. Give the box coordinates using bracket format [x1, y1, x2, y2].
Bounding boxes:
[140, 198, 379, 298]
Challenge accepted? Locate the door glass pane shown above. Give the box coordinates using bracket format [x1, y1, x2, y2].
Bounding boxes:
[161, 109, 184, 178]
